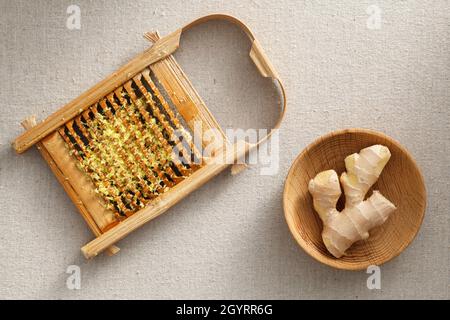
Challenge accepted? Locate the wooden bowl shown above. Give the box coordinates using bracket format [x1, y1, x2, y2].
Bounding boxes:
[283, 128, 426, 270]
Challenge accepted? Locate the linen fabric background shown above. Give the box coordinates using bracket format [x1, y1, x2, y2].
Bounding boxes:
[0, 0, 448, 299]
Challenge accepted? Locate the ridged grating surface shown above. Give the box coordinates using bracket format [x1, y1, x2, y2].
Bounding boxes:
[59, 68, 201, 217]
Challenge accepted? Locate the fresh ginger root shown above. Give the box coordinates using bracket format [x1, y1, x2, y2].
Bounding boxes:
[308, 145, 396, 258]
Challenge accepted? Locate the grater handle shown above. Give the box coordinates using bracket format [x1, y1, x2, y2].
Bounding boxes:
[180, 14, 286, 128]
[154, 14, 286, 171]
[183, 14, 279, 79]
[182, 14, 286, 171]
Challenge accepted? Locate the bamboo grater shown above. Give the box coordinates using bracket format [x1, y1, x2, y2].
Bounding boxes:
[13, 14, 286, 259]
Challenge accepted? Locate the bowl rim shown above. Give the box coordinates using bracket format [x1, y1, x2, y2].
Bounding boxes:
[282, 128, 427, 271]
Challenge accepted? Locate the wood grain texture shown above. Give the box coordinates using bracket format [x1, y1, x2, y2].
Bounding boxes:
[283, 128, 426, 270]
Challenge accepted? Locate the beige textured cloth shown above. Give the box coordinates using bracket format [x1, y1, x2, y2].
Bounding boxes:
[0, 0, 448, 299]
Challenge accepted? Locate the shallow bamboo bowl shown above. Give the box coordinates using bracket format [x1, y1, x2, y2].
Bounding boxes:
[283, 128, 426, 270]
